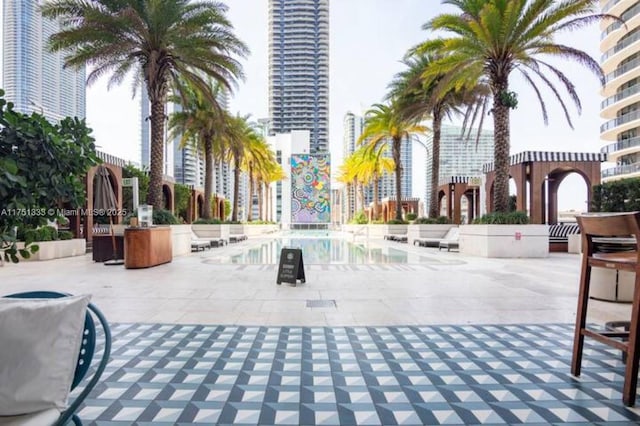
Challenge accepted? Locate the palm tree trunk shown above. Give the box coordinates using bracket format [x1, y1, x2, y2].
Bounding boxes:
[358, 183, 365, 217]
[492, 80, 511, 213]
[429, 108, 442, 218]
[232, 155, 241, 222]
[203, 137, 213, 219]
[212, 156, 218, 218]
[393, 136, 403, 221]
[146, 100, 166, 210]
[373, 174, 379, 220]
[258, 182, 264, 221]
[247, 163, 254, 222]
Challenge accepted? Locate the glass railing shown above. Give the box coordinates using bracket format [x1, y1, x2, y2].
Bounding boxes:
[603, 0, 623, 13]
[602, 2, 640, 39]
[600, 135, 640, 154]
[602, 31, 640, 62]
[601, 109, 640, 133]
[601, 83, 640, 108]
[606, 56, 640, 83]
[602, 161, 640, 178]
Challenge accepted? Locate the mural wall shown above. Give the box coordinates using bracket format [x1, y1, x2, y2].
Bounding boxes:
[291, 154, 331, 223]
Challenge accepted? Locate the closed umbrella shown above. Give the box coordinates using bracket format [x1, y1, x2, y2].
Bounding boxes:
[94, 165, 124, 265]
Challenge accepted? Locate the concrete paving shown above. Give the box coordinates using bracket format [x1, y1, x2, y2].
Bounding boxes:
[0, 232, 631, 327]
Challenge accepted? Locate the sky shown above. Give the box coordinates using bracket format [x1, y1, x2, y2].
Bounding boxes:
[84, 0, 605, 212]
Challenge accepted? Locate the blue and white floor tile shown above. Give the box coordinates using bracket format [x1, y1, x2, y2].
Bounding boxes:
[76, 323, 640, 425]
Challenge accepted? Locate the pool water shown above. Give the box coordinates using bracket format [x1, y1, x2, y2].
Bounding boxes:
[225, 233, 423, 264]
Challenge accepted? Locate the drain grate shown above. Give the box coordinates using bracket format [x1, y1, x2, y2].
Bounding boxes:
[306, 299, 336, 308]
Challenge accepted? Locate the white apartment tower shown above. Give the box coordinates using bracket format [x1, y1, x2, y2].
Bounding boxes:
[600, 0, 640, 180]
[424, 125, 494, 214]
[268, 0, 329, 153]
[2, 0, 85, 122]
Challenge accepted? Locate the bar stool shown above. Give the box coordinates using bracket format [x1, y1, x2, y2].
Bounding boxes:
[572, 212, 640, 406]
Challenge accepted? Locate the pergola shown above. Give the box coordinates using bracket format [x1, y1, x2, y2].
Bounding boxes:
[437, 151, 606, 225]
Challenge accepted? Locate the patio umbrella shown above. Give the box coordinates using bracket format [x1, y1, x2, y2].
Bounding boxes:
[94, 165, 124, 266]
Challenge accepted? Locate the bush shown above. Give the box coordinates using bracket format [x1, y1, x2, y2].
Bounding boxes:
[406, 212, 417, 221]
[193, 218, 221, 224]
[153, 209, 179, 225]
[592, 177, 640, 212]
[414, 216, 451, 224]
[58, 230, 73, 240]
[387, 219, 408, 224]
[349, 211, 368, 224]
[472, 211, 530, 225]
[19, 225, 58, 242]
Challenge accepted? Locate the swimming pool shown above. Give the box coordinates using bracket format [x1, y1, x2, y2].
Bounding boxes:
[211, 232, 449, 265]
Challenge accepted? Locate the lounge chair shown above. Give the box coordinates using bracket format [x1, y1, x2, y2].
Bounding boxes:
[438, 227, 460, 251]
[190, 230, 214, 251]
[1, 291, 111, 425]
[414, 227, 459, 248]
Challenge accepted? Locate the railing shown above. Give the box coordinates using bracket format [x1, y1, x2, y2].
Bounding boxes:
[602, 161, 640, 178]
[602, 30, 640, 62]
[603, 0, 623, 13]
[601, 2, 640, 39]
[601, 83, 640, 109]
[605, 56, 640, 84]
[601, 135, 640, 154]
[601, 109, 640, 133]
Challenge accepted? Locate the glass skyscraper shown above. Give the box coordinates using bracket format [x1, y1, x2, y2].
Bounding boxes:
[2, 0, 85, 122]
[268, 0, 329, 153]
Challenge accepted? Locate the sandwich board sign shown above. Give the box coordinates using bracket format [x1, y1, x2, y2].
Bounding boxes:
[277, 248, 305, 285]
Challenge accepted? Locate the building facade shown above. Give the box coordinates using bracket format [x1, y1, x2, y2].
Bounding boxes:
[268, 0, 329, 153]
[341, 112, 364, 220]
[600, 0, 640, 181]
[2, 0, 85, 122]
[424, 125, 494, 214]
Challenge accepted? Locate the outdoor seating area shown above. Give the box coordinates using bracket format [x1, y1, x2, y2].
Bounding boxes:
[414, 227, 460, 249]
[229, 234, 248, 243]
[0, 291, 111, 425]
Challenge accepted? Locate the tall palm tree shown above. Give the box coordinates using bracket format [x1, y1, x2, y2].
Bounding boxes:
[262, 163, 286, 222]
[354, 146, 395, 221]
[359, 102, 427, 221]
[42, 0, 247, 210]
[242, 135, 271, 222]
[417, 0, 615, 213]
[389, 52, 490, 218]
[168, 79, 226, 219]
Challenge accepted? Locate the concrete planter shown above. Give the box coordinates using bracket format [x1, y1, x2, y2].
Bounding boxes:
[407, 224, 456, 246]
[370, 224, 407, 239]
[18, 239, 86, 261]
[229, 224, 245, 236]
[192, 224, 230, 241]
[244, 224, 279, 236]
[460, 224, 549, 258]
[170, 225, 192, 257]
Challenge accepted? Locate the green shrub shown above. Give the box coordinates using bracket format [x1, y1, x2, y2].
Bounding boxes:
[406, 213, 417, 221]
[58, 230, 73, 240]
[592, 177, 640, 212]
[387, 219, 408, 225]
[153, 209, 179, 225]
[414, 216, 451, 224]
[349, 211, 368, 224]
[193, 218, 222, 224]
[473, 211, 530, 225]
[37, 226, 58, 241]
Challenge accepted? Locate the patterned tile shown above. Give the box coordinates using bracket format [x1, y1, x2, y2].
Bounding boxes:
[73, 323, 640, 425]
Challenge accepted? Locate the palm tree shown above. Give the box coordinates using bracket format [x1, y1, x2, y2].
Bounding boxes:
[389, 52, 490, 218]
[262, 163, 286, 222]
[355, 146, 395, 221]
[42, 0, 247, 210]
[359, 102, 427, 221]
[417, 0, 615, 213]
[168, 79, 226, 219]
[242, 135, 271, 222]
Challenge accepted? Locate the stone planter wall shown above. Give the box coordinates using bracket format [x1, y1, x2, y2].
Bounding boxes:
[407, 224, 456, 246]
[192, 224, 230, 241]
[170, 225, 192, 256]
[459, 224, 549, 258]
[244, 224, 279, 236]
[18, 239, 86, 261]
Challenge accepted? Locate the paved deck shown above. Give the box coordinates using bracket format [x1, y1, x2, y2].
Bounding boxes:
[1, 234, 631, 326]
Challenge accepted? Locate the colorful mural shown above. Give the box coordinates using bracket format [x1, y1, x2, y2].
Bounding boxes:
[291, 154, 331, 224]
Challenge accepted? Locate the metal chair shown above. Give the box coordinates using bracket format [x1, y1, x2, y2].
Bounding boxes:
[4, 291, 112, 425]
[572, 212, 640, 406]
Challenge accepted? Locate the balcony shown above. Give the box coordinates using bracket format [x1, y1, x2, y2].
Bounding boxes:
[601, 82, 640, 114]
[602, 161, 640, 179]
[601, 135, 640, 161]
[601, 109, 640, 134]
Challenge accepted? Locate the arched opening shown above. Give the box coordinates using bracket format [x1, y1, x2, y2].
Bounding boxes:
[197, 195, 205, 219]
[162, 184, 172, 212]
[555, 171, 589, 222]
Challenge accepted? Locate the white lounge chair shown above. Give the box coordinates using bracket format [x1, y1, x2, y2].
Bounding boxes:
[438, 227, 460, 252]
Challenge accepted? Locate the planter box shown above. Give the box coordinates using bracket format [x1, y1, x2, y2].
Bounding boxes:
[459, 224, 549, 258]
[192, 224, 230, 242]
[366, 224, 408, 238]
[244, 224, 279, 236]
[229, 224, 245, 236]
[407, 224, 456, 246]
[18, 239, 86, 261]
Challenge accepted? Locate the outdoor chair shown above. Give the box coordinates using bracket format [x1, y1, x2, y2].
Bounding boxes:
[572, 212, 640, 406]
[0, 291, 111, 425]
[190, 231, 213, 251]
[438, 227, 460, 252]
[415, 227, 459, 248]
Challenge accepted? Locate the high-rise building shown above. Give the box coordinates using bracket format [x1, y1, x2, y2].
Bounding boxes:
[268, 0, 329, 154]
[377, 137, 413, 202]
[600, 0, 640, 181]
[341, 112, 364, 219]
[2, 0, 85, 122]
[424, 125, 494, 214]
